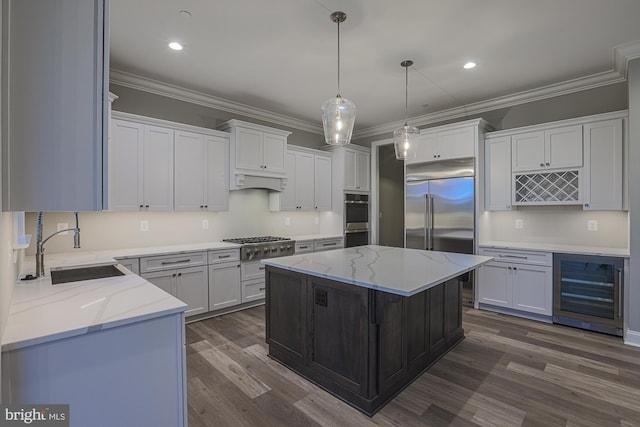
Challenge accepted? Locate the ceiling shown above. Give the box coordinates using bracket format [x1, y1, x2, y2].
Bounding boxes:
[109, 0, 640, 136]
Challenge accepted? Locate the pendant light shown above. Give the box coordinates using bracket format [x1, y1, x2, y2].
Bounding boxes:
[321, 11, 356, 146]
[393, 60, 420, 160]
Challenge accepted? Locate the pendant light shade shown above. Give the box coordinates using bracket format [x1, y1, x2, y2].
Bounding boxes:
[322, 11, 356, 146]
[394, 60, 420, 160]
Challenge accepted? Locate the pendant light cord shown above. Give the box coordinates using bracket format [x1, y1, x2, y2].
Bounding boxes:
[337, 19, 341, 97]
[404, 65, 409, 126]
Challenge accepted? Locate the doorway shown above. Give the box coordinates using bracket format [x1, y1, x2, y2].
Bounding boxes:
[377, 144, 405, 247]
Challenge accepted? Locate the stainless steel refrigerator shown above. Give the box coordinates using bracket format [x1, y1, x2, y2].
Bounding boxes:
[405, 158, 475, 305]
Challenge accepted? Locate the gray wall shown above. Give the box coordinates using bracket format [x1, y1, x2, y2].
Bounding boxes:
[377, 144, 404, 247]
[110, 83, 326, 149]
[628, 59, 640, 339]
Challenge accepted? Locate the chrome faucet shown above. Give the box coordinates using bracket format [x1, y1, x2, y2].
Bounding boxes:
[35, 212, 81, 277]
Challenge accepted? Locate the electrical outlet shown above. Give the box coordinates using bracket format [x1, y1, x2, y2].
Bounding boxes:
[140, 220, 149, 232]
[315, 216, 319, 225]
[57, 223, 69, 235]
[285, 217, 290, 226]
[515, 219, 523, 229]
[202, 219, 209, 230]
[587, 220, 598, 231]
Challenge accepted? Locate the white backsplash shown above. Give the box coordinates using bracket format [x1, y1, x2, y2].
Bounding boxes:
[25, 190, 343, 255]
[479, 206, 629, 249]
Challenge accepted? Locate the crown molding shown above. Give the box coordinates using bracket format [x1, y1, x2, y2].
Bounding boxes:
[109, 69, 324, 135]
[111, 41, 640, 141]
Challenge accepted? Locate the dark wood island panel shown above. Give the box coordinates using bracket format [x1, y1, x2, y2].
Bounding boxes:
[265, 265, 464, 416]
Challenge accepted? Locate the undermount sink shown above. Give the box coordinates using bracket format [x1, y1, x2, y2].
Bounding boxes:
[50, 264, 125, 285]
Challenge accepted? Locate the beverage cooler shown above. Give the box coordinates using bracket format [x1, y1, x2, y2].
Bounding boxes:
[553, 253, 624, 336]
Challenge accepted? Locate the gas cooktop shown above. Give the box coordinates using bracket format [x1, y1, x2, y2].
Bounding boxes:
[223, 236, 292, 245]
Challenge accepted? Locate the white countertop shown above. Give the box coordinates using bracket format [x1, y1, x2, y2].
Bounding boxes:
[479, 241, 629, 257]
[3, 241, 242, 352]
[262, 245, 492, 297]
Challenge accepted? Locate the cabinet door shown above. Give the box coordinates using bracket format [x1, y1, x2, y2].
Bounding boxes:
[295, 152, 315, 210]
[279, 151, 297, 210]
[176, 266, 209, 317]
[109, 120, 144, 210]
[209, 262, 241, 311]
[477, 262, 512, 308]
[142, 270, 176, 296]
[205, 135, 230, 211]
[485, 136, 512, 211]
[512, 265, 552, 316]
[343, 149, 358, 190]
[174, 131, 205, 211]
[583, 119, 623, 210]
[242, 278, 266, 303]
[3, 0, 107, 212]
[314, 155, 332, 210]
[263, 132, 287, 174]
[407, 133, 437, 164]
[546, 125, 582, 169]
[438, 126, 475, 160]
[236, 127, 263, 171]
[143, 125, 174, 210]
[511, 131, 545, 172]
[356, 151, 370, 191]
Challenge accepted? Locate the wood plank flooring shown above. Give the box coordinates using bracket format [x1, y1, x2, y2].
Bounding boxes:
[186, 306, 640, 426]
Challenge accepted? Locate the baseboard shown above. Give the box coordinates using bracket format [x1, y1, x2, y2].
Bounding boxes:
[625, 329, 640, 347]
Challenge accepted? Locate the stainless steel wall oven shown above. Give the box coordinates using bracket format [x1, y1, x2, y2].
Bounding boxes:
[553, 253, 623, 336]
[344, 193, 369, 247]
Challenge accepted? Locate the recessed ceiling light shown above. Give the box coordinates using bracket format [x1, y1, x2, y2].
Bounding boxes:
[168, 42, 183, 51]
[179, 10, 192, 18]
[463, 61, 476, 69]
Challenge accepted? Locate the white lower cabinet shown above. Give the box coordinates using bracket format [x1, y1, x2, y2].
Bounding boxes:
[208, 261, 242, 311]
[477, 248, 552, 318]
[242, 278, 266, 303]
[143, 265, 209, 317]
[313, 237, 344, 252]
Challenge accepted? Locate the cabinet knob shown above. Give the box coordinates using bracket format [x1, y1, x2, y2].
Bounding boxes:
[139, 205, 143, 208]
[513, 267, 517, 270]
[200, 205, 204, 209]
[178, 273, 182, 276]
[433, 155, 437, 158]
[172, 273, 176, 277]
[204, 205, 208, 209]
[584, 203, 590, 208]
[539, 163, 544, 167]
[545, 162, 550, 166]
[146, 205, 150, 208]
[437, 154, 441, 158]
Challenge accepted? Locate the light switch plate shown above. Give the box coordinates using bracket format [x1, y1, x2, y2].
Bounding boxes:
[140, 220, 149, 232]
[285, 217, 290, 226]
[315, 216, 319, 225]
[515, 219, 523, 229]
[202, 219, 209, 230]
[587, 220, 598, 231]
[57, 223, 69, 235]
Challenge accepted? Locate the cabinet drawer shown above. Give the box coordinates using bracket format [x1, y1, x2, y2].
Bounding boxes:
[242, 278, 266, 303]
[208, 249, 240, 264]
[314, 238, 344, 252]
[140, 251, 207, 273]
[241, 260, 266, 281]
[479, 248, 552, 267]
[295, 240, 314, 254]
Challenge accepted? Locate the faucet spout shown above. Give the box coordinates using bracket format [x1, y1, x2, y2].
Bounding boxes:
[35, 212, 81, 278]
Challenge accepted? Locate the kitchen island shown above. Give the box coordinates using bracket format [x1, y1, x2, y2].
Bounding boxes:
[262, 245, 492, 415]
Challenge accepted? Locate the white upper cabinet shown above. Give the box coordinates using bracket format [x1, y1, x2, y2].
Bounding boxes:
[582, 119, 623, 210]
[484, 136, 512, 211]
[407, 125, 476, 165]
[174, 130, 229, 211]
[143, 126, 175, 211]
[512, 125, 582, 172]
[270, 147, 333, 211]
[323, 145, 370, 193]
[219, 120, 291, 190]
[2, 0, 108, 211]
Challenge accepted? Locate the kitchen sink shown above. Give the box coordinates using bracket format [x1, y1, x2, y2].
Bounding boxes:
[50, 264, 125, 285]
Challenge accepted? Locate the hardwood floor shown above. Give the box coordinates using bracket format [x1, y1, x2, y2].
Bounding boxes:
[186, 306, 640, 426]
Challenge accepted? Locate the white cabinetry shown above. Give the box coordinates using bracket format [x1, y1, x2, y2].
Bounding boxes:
[512, 125, 582, 172]
[324, 145, 370, 192]
[477, 248, 553, 318]
[219, 120, 291, 190]
[140, 252, 209, 317]
[2, 0, 108, 212]
[116, 257, 140, 275]
[241, 260, 266, 303]
[174, 130, 229, 211]
[484, 136, 512, 211]
[270, 147, 333, 211]
[582, 119, 623, 210]
[408, 126, 475, 164]
[314, 237, 344, 252]
[208, 248, 241, 311]
[109, 119, 174, 211]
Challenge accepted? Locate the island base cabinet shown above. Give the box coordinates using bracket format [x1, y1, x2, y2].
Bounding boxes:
[1, 313, 186, 427]
[265, 266, 464, 416]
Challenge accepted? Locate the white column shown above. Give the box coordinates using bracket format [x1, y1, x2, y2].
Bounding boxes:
[627, 58, 640, 346]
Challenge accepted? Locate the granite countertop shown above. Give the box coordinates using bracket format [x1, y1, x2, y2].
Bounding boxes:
[479, 241, 629, 257]
[2, 241, 242, 352]
[262, 245, 492, 297]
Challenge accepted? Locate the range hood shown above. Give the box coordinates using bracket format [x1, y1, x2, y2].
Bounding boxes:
[230, 173, 288, 192]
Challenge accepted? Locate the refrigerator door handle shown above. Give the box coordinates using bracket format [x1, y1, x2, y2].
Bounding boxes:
[425, 194, 433, 250]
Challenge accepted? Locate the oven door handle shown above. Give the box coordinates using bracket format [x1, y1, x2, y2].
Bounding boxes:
[345, 229, 369, 234]
[345, 200, 369, 205]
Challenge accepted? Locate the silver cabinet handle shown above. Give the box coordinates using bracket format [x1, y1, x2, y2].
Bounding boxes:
[259, 266, 265, 270]
[218, 255, 231, 259]
[323, 242, 337, 246]
[498, 254, 528, 260]
[618, 268, 623, 319]
[161, 259, 191, 265]
[259, 287, 265, 291]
